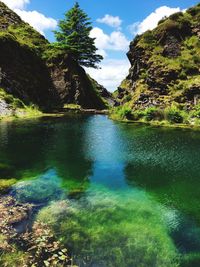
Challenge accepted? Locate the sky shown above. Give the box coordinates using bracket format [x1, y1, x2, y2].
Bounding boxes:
[2, 0, 200, 91]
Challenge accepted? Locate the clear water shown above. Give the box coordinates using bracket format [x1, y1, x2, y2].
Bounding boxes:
[0, 114, 200, 267]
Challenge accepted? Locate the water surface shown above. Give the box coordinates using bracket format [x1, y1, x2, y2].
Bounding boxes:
[0, 115, 200, 266]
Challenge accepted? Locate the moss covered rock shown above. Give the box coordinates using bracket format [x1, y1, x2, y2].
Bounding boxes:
[0, 1, 110, 112]
[115, 3, 200, 123]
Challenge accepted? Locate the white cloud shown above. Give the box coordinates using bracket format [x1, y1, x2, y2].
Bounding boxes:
[87, 59, 130, 92]
[129, 6, 181, 35]
[89, 28, 130, 90]
[14, 9, 57, 35]
[90, 27, 129, 57]
[1, 0, 29, 10]
[97, 14, 122, 29]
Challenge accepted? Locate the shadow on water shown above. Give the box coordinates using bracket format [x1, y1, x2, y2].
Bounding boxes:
[0, 115, 200, 266]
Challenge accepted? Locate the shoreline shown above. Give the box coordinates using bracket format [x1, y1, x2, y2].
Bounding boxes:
[0, 192, 72, 267]
[109, 114, 200, 131]
[0, 108, 109, 123]
[1, 109, 200, 131]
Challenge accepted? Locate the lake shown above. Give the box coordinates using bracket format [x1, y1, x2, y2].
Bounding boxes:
[0, 114, 200, 267]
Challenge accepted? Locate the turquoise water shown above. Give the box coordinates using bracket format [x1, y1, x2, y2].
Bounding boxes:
[0, 115, 200, 266]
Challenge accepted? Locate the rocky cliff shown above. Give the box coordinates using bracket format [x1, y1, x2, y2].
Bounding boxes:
[115, 4, 200, 119]
[0, 2, 109, 112]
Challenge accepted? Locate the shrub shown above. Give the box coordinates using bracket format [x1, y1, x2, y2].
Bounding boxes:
[142, 31, 156, 45]
[154, 20, 178, 40]
[132, 110, 145, 120]
[169, 12, 183, 21]
[115, 106, 133, 120]
[187, 5, 200, 16]
[165, 106, 184, 123]
[181, 62, 199, 75]
[191, 105, 200, 118]
[121, 107, 133, 120]
[144, 107, 163, 121]
[124, 94, 132, 102]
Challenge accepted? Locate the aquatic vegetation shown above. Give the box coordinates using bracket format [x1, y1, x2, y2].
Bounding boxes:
[0, 196, 72, 267]
[181, 253, 200, 267]
[37, 189, 179, 267]
[0, 178, 17, 193]
[12, 170, 64, 204]
[0, 115, 200, 267]
[0, 247, 28, 267]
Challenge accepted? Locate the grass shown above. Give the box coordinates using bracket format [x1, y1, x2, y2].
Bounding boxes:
[116, 5, 200, 119]
[110, 105, 200, 128]
[63, 104, 81, 110]
[0, 88, 42, 120]
[7, 23, 48, 56]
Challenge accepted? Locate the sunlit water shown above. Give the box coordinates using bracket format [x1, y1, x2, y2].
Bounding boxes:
[0, 114, 200, 266]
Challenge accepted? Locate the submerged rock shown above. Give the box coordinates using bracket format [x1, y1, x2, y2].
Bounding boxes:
[0, 195, 72, 267]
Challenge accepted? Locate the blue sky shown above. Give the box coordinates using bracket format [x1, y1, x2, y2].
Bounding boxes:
[2, 0, 200, 91]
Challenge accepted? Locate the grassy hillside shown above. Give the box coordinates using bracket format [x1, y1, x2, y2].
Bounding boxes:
[113, 4, 200, 126]
[0, 88, 41, 120]
[0, 1, 109, 113]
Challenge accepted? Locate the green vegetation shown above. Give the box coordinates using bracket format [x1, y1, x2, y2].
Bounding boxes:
[0, 22, 48, 57]
[37, 190, 179, 267]
[0, 247, 28, 267]
[53, 2, 103, 68]
[115, 4, 200, 128]
[0, 179, 17, 193]
[7, 23, 48, 55]
[0, 1, 110, 113]
[165, 106, 184, 124]
[181, 253, 200, 267]
[63, 103, 81, 110]
[0, 88, 42, 120]
[111, 104, 200, 127]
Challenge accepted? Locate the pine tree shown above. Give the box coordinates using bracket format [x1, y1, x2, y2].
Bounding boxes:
[54, 2, 103, 68]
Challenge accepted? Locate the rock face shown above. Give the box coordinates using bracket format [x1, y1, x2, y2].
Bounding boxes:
[48, 54, 106, 109]
[116, 4, 200, 111]
[0, 99, 12, 116]
[0, 36, 59, 110]
[0, 1, 109, 111]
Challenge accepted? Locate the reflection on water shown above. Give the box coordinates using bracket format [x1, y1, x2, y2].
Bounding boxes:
[0, 114, 200, 266]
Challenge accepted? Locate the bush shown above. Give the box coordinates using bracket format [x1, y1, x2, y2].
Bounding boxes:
[115, 106, 133, 120]
[191, 105, 200, 118]
[187, 5, 200, 16]
[131, 110, 145, 120]
[142, 31, 156, 45]
[165, 106, 184, 123]
[154, 20, 178, 40]
[124, 94, 132, 102]
[144, 107, 163, 121]
[169, 12, 183, 21]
